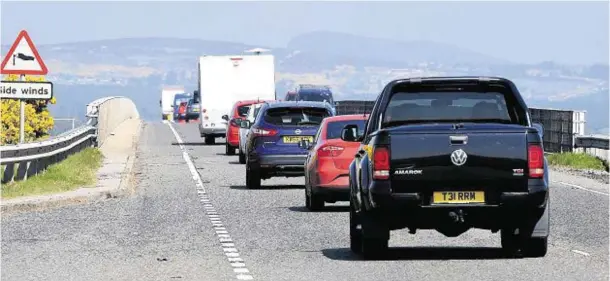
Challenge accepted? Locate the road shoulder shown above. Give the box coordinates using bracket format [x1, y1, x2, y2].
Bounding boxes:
[0, 119, 143, 215]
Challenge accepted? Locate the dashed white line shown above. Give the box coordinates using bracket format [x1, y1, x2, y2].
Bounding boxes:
[167, 122, 255, 280]
[571, 249, 591, 256]
[556, 181, 609, 196]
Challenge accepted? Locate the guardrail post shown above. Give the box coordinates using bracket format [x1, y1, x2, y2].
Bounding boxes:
[26, 159, 39, 178]
[2, 163, 16, 184]
[14, 161, 28, 181]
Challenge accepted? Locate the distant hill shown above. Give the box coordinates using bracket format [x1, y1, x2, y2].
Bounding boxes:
[2, 31, 607, 133]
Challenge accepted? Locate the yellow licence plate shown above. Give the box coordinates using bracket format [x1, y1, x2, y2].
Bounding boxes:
[432, 191, 485, 204]
[283, 136, 313, 144]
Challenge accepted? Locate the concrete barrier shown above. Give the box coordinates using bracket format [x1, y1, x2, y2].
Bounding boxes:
[87, 96, 140, 147]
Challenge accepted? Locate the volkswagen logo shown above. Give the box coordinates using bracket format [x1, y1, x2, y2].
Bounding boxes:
[294, 129, 302, 135]
[450, 149, 468, 166]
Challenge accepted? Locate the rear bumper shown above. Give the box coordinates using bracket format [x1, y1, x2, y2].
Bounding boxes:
[364, 181, 549, 232]
[313, 185, 349, 201]
[200, 126, 226, 137]
[368, 181, 548, 209]
[250, 154, 307, 177]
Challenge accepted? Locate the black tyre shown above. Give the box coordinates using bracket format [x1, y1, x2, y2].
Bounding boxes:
[524, 237, 548, 257]
[501, 228, 520, 256]
[305, 187, 324, 211]
[349, 201, 362, 254]
[238, 148, 246, 164]
[246, 163, 261, 189]
[359, 212, 389, 260]
[501, 228, 548, 258]
[204, 136, 215, 145]
[226, 143, 235, 155]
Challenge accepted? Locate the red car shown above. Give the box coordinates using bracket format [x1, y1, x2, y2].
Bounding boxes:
[223, 100, 268, 155]
[303, 114, 368, 210]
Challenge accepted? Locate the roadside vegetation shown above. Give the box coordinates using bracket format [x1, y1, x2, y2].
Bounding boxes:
[547, 152, 607, 171]
[1, 148, 103, 199]
[1, 74, 56, 145]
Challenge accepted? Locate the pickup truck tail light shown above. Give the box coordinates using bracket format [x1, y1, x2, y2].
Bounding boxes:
[318, 145, 344, 157]
[251, 126, 278, 137]
[372, 146, 390, 180]
[528, 144, 544, 178]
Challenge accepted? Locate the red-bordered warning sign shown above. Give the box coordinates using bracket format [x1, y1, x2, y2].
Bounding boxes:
[0, 30, 49, 75]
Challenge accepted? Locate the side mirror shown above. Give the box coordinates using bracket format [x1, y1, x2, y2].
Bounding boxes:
[533, 123, 544, 138]
[341, 124, 361, 142]
[222, 114, 229, 121]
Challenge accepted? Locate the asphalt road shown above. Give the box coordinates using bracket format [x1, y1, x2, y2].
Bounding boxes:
[2, 122, 608, 281]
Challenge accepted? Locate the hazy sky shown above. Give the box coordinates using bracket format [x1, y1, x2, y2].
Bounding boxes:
[1, 1, 608, 65]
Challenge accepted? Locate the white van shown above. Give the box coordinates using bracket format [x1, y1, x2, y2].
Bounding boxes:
[160, 86, 186, 120]
[197, 54, 276, 145]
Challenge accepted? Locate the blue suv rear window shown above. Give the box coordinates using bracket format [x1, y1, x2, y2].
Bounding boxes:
[263, 107, 331, 126]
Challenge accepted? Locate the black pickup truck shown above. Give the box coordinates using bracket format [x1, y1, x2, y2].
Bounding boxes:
[341, 76, 550, 259]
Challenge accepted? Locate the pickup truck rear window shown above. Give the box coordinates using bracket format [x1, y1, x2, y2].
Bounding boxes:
[264, 107, 331, 126]
[383, 91, 516, 126]
[326, 120, 366, 139]
[237, 105, 251, 117]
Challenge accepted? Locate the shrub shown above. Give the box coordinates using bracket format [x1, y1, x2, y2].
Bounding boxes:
[1, 74, 55, 145]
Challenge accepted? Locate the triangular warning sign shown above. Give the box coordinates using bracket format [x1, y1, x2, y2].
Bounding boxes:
[1, 30, 49, 75]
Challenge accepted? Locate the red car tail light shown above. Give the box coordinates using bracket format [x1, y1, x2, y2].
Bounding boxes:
[528, 144, 544, 178]
[318, 145, 344, 157]
[372, 146, 390, 180]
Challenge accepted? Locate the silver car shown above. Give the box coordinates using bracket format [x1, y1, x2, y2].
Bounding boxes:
[238, 103, 264, 164]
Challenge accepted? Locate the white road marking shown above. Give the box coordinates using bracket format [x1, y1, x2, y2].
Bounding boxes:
[167, 122, 255, 280]
[556, 181, 609, 196]
[571, 249, 591, 256]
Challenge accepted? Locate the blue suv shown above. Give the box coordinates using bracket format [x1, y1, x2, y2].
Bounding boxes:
[241, 101, 335, 189]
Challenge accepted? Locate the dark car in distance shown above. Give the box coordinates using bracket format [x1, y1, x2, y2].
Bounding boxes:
[240, 101, 335, 189]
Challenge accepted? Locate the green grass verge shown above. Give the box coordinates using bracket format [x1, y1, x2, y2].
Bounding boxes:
[1, 147, 103, 199]
[546, 152, 606, 171]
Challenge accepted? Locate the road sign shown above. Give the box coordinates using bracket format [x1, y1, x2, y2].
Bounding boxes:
[0, 30, 49, 75]
[0, 81, 53, 100]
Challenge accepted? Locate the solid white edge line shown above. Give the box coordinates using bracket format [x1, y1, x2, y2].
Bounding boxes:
[166, 122, 254, 280]
[556, 181, 609, 196]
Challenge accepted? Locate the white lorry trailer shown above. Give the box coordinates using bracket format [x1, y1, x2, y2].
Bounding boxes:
[197, 53, 276, 145]
[160, 85, 186, 121]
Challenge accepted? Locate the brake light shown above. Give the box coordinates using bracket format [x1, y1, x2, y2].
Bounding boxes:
[528, 144, 544, 178]
[251, 126, 278, 137]
[318, 145, 344, 157]
[372, 146, 390, 180]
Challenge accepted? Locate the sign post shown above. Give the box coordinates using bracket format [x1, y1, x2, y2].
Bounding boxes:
[0, 30, 51, 143]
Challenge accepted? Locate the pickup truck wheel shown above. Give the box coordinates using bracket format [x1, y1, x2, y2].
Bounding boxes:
[500, 228, 521, 256]
[238, 149, 246, 164]
[246, 164, 261, 189]
[523, 237, 548, 257]
[349, 203, 362, 253]
[226, 143, 235, 155]
[360, 213, 389, 259]
[204, 136, 215, 145]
